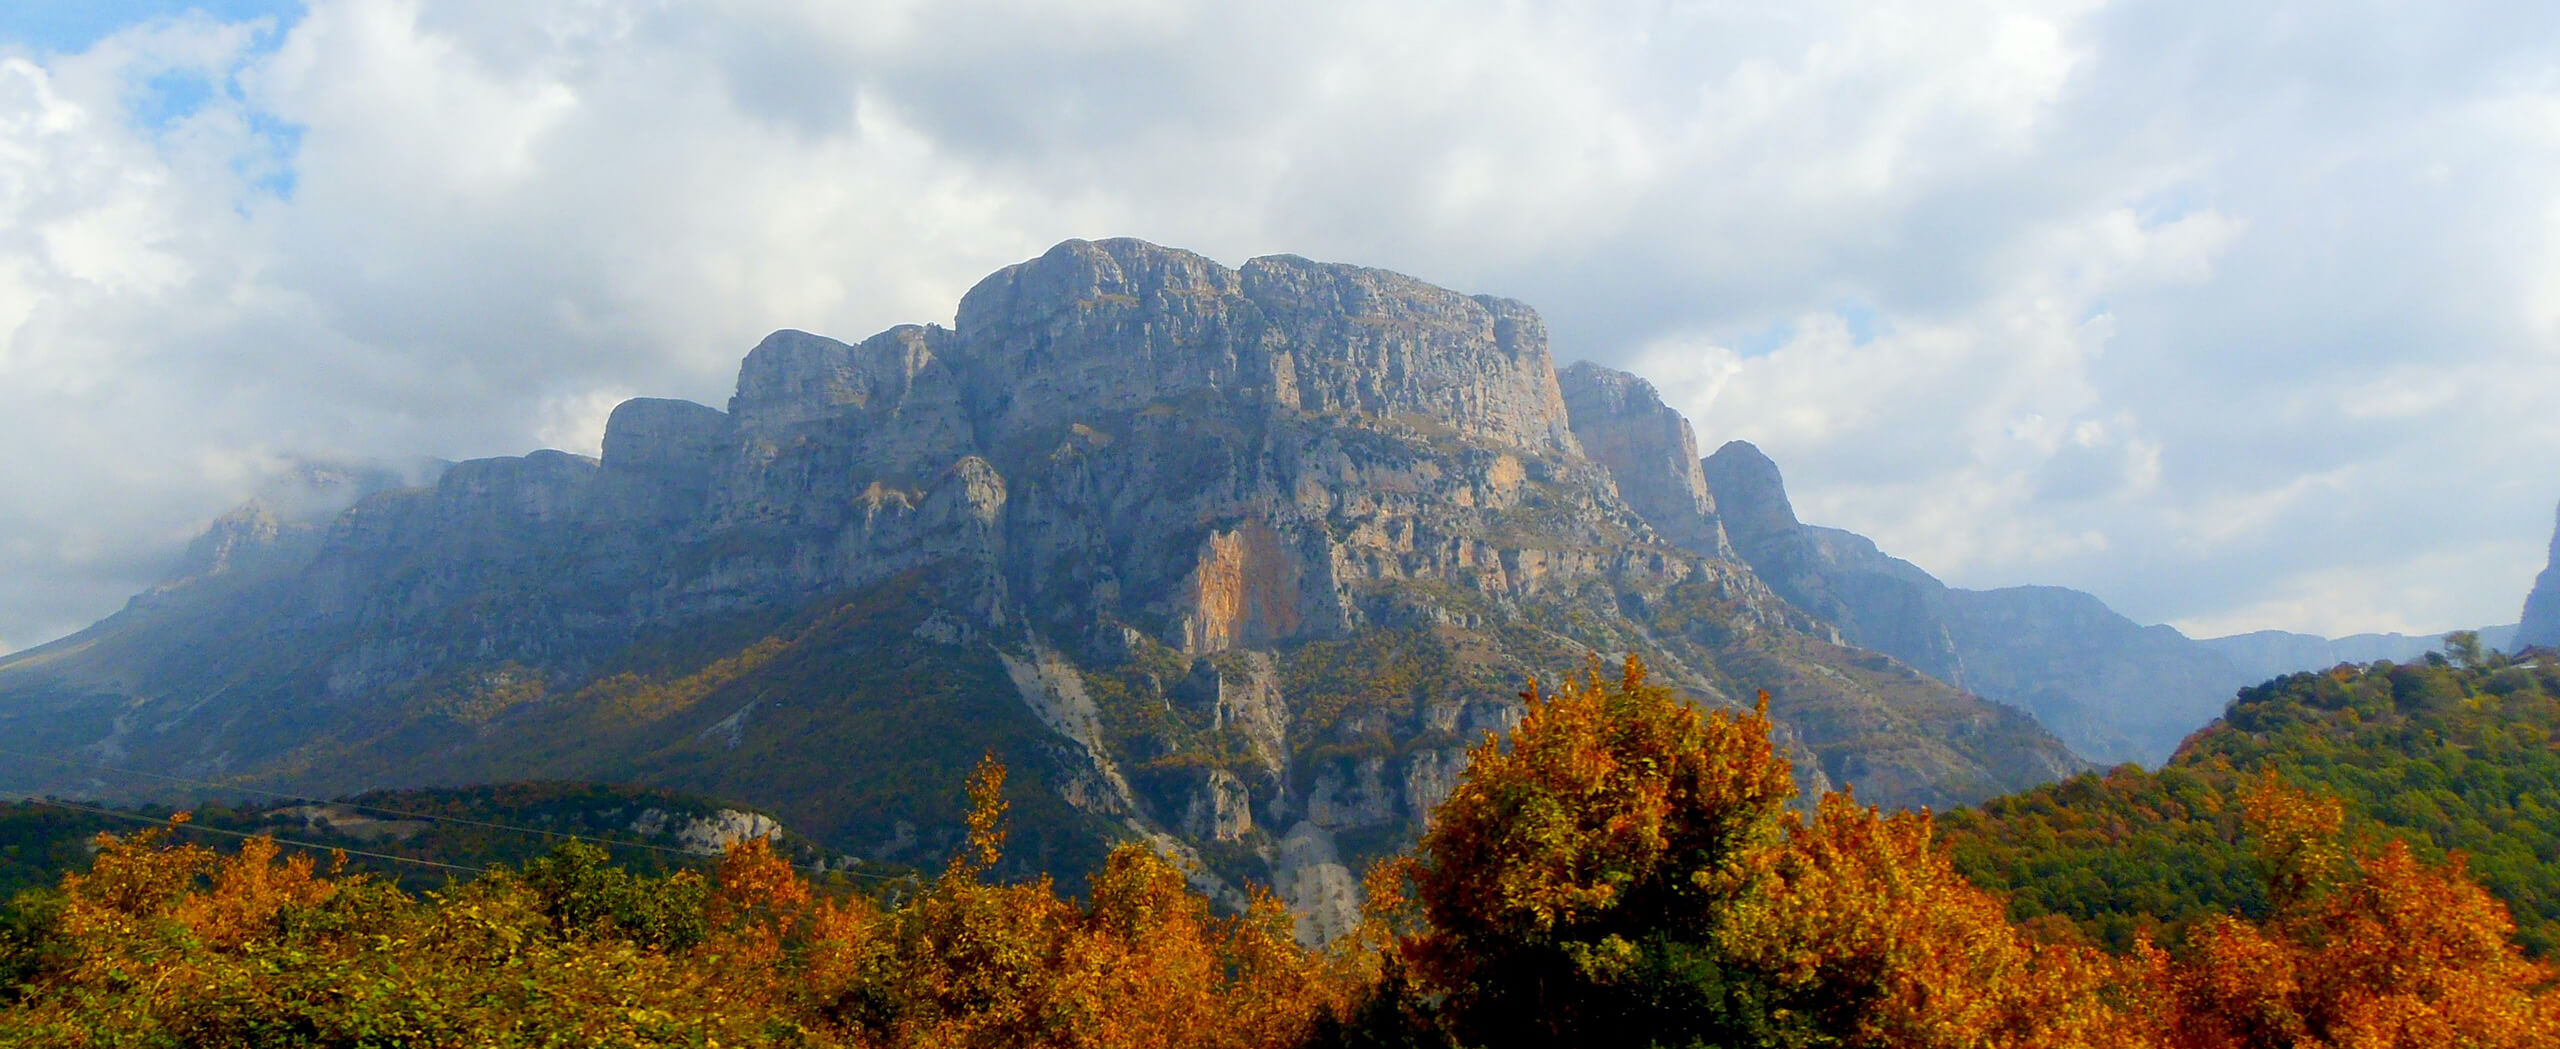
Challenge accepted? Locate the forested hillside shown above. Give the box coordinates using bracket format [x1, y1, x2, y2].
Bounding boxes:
[1942, 640, 2560, 954]
[0, 781, 865, 903]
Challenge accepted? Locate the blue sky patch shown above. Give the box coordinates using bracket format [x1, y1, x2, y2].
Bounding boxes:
[1732, 319, 1796, 357]
[241, 109, 303, 201]
[1837, 301, 1882, 346]
[132, 67, 217, 127]
[0, 1, 304, 55]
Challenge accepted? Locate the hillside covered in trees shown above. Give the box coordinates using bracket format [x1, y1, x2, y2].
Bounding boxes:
[1940, 640, 2560, 956]
[0, 781, 873, 905]
[7, 657, 2557, 1047]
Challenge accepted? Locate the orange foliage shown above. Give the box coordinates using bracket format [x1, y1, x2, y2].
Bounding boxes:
[1408, 657, 1790, 955]
[2154, 780, 2560, 1049]
[1396, 656, 2145, 1046]
[1731, 793, 2152, 1049]
[858, 753, 1350, 1048]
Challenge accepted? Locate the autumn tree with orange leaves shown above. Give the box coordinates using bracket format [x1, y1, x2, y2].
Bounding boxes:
[1387, 656, 2153, 1048]
[2149, 776, 2560, 1049]
[1394, 656, 1794, 1046]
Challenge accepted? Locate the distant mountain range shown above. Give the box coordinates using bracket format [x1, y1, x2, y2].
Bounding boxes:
[1694, 438, 2521, 765]
[0, 237, 2542, 935]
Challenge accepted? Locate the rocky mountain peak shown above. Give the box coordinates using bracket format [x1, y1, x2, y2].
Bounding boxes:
[949, 237, 1580, 455]
[1557, 363, 1730, 558]
[603, 398, 728, 476]
[1238, 252, 1577, 454]
[171, 499, 285, 581]
[2519, 502, 2560, 648]
[731, 329, 858, 425]
[1701, 440, 1804, 556]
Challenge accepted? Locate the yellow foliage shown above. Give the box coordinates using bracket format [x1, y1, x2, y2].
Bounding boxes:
[1729, 793, 2153, 1049]
[2156, 780, 2560, 1048]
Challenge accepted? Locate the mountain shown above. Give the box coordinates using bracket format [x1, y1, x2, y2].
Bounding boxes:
[2196, 624, 2519, 686]
[1684, 435, 2543, 766]
[0, 238, 2081, 939]
[2521, 502, 2560, 649]
[1694, 438, 2253, 766]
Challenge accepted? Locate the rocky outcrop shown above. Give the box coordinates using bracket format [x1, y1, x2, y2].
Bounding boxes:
[2521, 504, 2560, 649]
[715, 326, 976, 524]
[603, 398, 728, 479]
[1702, 441, 1963, 682]
[631, 806, 785, 854]
[954, 239, 1581, 456]
[1557, 363, 1734, 559]
[1239, 254, 1580, 454]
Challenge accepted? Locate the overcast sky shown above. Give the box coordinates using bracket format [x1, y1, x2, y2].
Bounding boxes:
[2, 0, 2556, 653]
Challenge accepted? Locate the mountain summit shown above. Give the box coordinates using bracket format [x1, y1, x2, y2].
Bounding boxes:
[2520, 502, 2560, 649]
[0, 238, 2080, 937]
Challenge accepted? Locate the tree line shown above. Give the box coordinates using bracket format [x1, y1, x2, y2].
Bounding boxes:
[5, 656, 2556, 1047]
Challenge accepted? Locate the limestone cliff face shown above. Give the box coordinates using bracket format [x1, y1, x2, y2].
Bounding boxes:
[2520, 503, 2560, 649]
[955, 240, 1580, 456]
[0, 237, 2085, 942]
[1238, 254, 1579, 455]
[1557, 363, 1733, 560]
[604, 398, 727, 499]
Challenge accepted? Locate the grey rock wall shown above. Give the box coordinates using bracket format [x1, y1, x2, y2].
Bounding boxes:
[2521, 503, 2560, 649]
[1557, 362, 1734, 559]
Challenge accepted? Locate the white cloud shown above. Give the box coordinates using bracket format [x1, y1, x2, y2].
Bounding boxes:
[533, 385, 633, 457]
[2, 0, 2559, 652]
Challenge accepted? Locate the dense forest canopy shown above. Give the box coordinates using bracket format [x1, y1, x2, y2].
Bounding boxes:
[1941, 643, 2560, 956]
[5, 655, 2557, 1047]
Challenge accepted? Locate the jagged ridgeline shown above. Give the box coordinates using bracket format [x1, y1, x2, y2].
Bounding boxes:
[0, 238, 2080, 937]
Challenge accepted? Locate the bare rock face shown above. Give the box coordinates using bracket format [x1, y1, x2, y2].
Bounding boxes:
[2520, 503, 2560, 650]
[955, 240, 1260, 441]
[1558, 362, 1733, 560]
[1238, 254, 1580, 455]
[1180, 522, 1316, 653]
[605, 398, 729, 478]
[954, 239, 1581, 456]
[1181, 768, 1256, 842]
[716, 325, 976, 527]
[631, 807, 784, 855]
